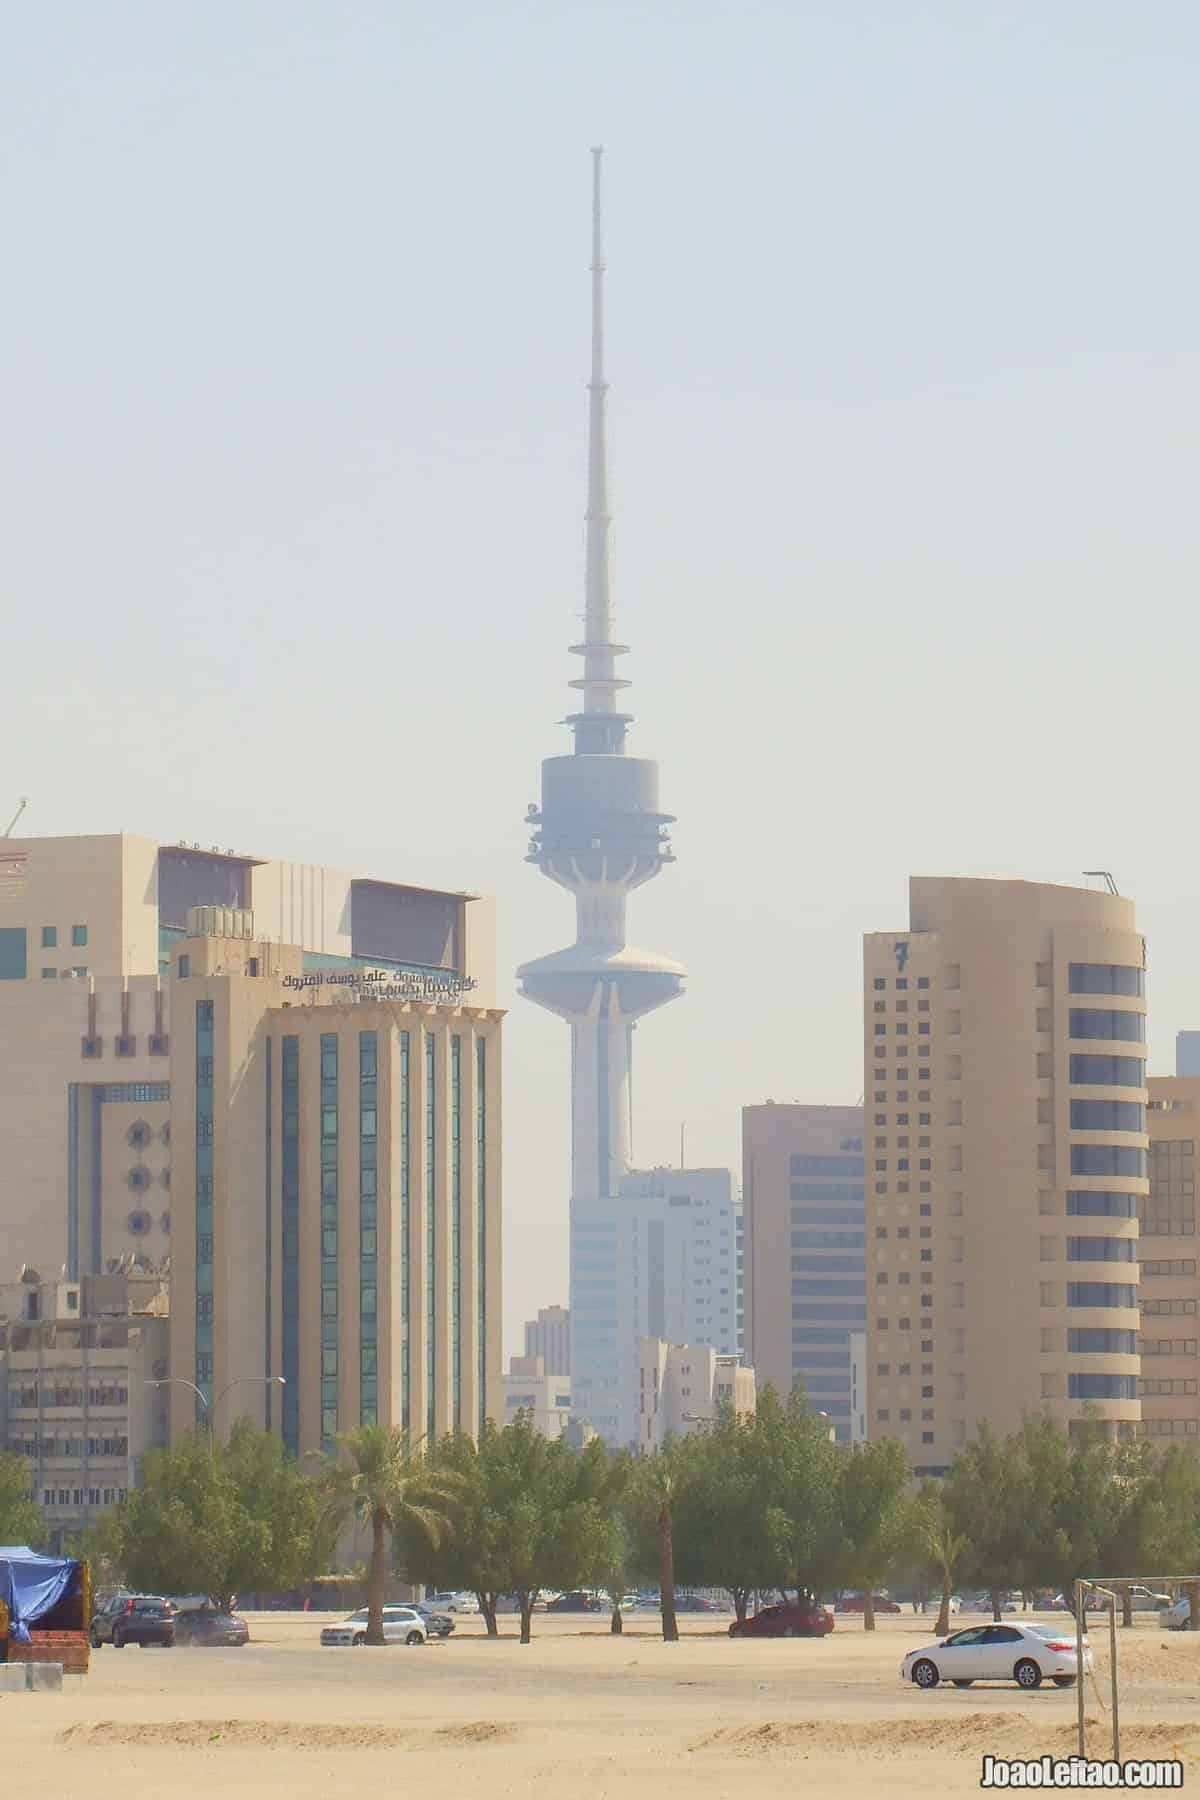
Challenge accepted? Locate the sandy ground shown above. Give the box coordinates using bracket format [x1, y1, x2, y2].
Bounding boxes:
[7, 1609, 1200, 1798]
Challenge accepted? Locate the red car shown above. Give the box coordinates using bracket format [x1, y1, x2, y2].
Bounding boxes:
[835, 1594, 903, 1614]
[729, 1602, 834, 1639]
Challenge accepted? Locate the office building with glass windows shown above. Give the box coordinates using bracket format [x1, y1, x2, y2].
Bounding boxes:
[742, 1103, 865, 1441]
[1141, 1077, 1200, 1443]
[0, 832, 496, 1282]
[864, 878, 1145, 1476]
[165, 912, 503, 1453]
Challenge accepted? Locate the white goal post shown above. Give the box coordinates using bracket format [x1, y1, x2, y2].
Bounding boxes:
[1073, 1574, 1200, 1760]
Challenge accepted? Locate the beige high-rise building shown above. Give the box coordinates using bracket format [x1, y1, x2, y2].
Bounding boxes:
[864, 878, 1145, 1475]
[743, 1103, 865, 1441]
[637, 1337, 756, 1453]
[0, 833, 496, 1278]
[1142, 1079, 1200, 1443]
[166, 913, 503, 1454]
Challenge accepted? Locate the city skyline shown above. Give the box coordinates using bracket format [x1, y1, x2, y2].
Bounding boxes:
[4, 6, 1200, 1359]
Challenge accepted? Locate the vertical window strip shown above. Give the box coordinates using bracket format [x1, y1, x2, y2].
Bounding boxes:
[400, 1031, 410, 1430]
[264, 1038, 272, 1429]
[194, 1002, 215, 1423]
[426, 1030, 436, 1439]
[451, 1036, 462, 1428]
[359, 1031, 378, 1426]
[320, 1033, 339, 1449]
[477, 1035, 486, 1434]
[281, 1037, 300, 1456]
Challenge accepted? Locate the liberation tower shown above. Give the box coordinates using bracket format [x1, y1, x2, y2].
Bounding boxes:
[518, 148, 684, 1223]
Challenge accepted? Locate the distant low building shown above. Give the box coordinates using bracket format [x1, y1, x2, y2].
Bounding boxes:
[637, 1337, 755, 1454]
[523, 1305, 570, 1377]
[501, 1356, 572, 1438]
[0, 1265, 169, 1550]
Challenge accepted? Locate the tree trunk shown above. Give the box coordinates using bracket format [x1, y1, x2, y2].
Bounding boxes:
[1120, 1585, 1132, 1630]
[477, 1593, 499, 1638]
[863, 1589, 876, 1632]
[1185, 1580, 1200, 1632]
[518, 1592, 534, 1645]
[990, 1588, 1001, 1623]
[934, 1568, 951, 1638]
[732, 1589, 749, 1625]
[658, 1506, 679, 1643]
[366, 1508, 387, 1645]
[611, 1602, 623, 1634]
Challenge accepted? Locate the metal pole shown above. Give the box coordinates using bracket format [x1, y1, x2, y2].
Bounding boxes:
[1109, 1592, 1120, 1762]
[1075, 1579, 1086, 1757]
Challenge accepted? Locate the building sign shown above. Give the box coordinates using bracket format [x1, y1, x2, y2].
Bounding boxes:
[282, 968, 478, 1004]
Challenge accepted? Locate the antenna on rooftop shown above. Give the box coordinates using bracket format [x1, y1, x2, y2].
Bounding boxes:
[1083, 870, 1119, 896]
[3, 798, 27, 838]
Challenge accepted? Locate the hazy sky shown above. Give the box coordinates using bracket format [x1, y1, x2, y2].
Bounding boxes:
[5, 3, 1199, 1356]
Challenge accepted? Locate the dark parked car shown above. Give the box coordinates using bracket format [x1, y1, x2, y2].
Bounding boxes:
[729, 1602, 834, 1640]
[546, 1591, 604, 1613]
[173, 1608, 249, 1647]
[90, 1594, 175, 1648]
[835, 1594, 903, 1614]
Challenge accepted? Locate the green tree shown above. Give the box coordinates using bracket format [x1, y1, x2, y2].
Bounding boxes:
[329, 1426, 459, 1646]
[398, 1427, 507, 1636]
[943, 1422, 1037, 1619]
[0, 1452, 44, 1549]
[112, 1421, 327, 1611]
[834, 1438, 910, 1630]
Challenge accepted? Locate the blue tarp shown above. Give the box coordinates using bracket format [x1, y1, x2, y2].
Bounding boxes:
[0, 1546, 78, 1645]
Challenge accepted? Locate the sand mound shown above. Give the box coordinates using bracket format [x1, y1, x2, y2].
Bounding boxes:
[61, 1720, 514, 1751]
[691, 1714, 1200, 1761]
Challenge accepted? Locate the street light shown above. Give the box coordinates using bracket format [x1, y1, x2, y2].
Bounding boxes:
[145, 1376, 286, 1454]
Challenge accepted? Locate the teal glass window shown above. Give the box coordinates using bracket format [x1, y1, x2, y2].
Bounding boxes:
[400, 1032, 410, 1430]
[281, 1037, 301, 1455]
[194, 1001, 215, 1418]
[358, 1031, 378, 1426]
[178, 955, 190, 979]
[0, 928, 27, 981]
[320, 1033, 338, 1448]
[451, 1035, 462, 1428]
[71, 925, 87, 947]
[41, 968, 56, 979]
[426, 1031, 435, 1438]
[41, 926, 57, 948]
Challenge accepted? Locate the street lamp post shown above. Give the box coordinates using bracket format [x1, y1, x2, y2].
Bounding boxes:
[145, 1376, 286, 1454]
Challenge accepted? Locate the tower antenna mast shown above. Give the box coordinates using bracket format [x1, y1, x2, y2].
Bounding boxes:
[3, 798, 27, 838]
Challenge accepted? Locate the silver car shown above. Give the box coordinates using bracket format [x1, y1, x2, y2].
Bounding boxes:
[320, 1605, 427, 1647]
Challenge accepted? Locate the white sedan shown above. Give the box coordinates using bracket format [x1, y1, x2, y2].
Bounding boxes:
[902, 1621, 1091, 1691]
[320, 1606, 427, 1647]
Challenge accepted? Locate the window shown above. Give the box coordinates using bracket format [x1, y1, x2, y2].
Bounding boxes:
[1069, 963, 1145, 997]
[0, 928, 27, 981]
[41, 926, 57, 947]
[917, 977, 929, 989]
[1067, 1192, 1137, 1218]
[178, 955, 190, 979]
[1068, 1329, 1137, 1354]
[1067, 1236, 1135, 1263]
[1069, 1055, 1146, 1087]
[1067, 1283, 1138, 1308]
[1071, 1145, 1146, 1177]
[1142, 1299, 1198, 1317]
[1143, 1259, 1198, 1277]
[873, 978, 886, 990]
[1069, 1010, 1146, 1043]
[41, 968, 55, 979]
[921, 1431, 934, 1443]
[1069, 1374, 1138, 1400]
[1070, 1099, 1145, 1132]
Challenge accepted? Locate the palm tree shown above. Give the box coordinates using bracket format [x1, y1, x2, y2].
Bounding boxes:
[645, 1456, 680, 1644]
[333, 1427, 459, 1646]
[925, 1511, 967, 1638]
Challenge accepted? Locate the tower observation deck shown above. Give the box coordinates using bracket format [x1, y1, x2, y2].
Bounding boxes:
[517, 147, 685, 1215]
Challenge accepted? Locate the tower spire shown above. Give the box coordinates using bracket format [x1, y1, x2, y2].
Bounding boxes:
[569, 145, 631, 754]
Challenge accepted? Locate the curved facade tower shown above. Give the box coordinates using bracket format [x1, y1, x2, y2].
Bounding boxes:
[518, 148, 684, 1221]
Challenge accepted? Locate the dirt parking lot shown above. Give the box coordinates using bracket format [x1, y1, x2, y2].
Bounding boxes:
[7, 1609, 1200, 1798]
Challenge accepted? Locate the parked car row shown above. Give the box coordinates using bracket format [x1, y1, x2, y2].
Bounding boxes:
[89, 1594, 249, 1648]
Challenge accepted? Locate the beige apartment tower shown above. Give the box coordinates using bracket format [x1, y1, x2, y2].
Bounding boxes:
[166, 918, 503, 1454]
[1142, 1079, 1200, 1442]
[864, 878, 1145, 1474]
